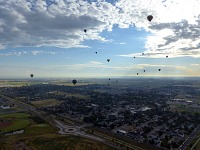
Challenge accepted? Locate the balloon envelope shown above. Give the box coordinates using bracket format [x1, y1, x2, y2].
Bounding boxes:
[30, 74, 34, 78]
[147, 15, 153, 22]
[72, 79, 77, 85]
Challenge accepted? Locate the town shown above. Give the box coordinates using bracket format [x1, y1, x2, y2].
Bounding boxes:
[1, 78, 200, 150]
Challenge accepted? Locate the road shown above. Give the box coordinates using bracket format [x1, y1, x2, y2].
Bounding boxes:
[178, 125, 200, 150]
[0, 94, 139, 150]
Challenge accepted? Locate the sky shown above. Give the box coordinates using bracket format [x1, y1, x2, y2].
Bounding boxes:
[0, 0, 200, 79]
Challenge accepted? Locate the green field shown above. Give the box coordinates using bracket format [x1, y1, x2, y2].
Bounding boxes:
[0, 113, 31, 133]
[31, 99, 61, 108]
[0, 80, 43, 87]
[28, 135, 115, 150]
[49, 91, 90, 99]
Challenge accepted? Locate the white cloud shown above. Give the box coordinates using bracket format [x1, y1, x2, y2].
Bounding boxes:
[0, 0, 199, 58]
[0, 50, 56, 57]
[0, 51, 22, 57]
[191, 64, 200, 66]
[31, 50, 56, 55]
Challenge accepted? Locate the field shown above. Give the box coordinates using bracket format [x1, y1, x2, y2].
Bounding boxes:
[49, 91, 90, 99]
[31, 99, 61, 108]
[0, 80, 44, 87]
[0, 113, 31, 133]
[0, 112, 114, 150]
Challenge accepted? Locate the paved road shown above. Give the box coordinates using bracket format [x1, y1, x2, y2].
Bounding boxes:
[0, 94, 123, 150]
[178, 125, 200, 150]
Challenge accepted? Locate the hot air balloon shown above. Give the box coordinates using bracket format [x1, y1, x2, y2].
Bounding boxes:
[166, 56, 168, 58]
[147, 15, 153, 22]
[134, 56, 136, 59]
[84, 29, 87, 33]
[95, 52, 97, 54]
[30, 74, 34, 78]
[72, 79, 77, 85]
[144, 70, 146, 72]
[158, 69, 161, 71]
[109, 78, 110, 81]
[107, 59, 110, 62]
[137, 73, 139, 75]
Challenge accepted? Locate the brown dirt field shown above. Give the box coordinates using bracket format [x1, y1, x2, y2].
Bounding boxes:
[0, 122, 12, 127]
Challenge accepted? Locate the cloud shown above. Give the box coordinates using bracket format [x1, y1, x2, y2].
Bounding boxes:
[0, 50, 56, 57]
[0, 0, 199, 58]
[31, 50, 56, 55]
[191, 64, 200, 66]
[0, 51, 23, 57]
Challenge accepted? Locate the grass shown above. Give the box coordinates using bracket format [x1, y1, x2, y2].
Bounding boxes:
[65, 93, 90, 99]
[49, 91, 90, 99]
[186, 132, 200, 150]
[0, 112, 30, 119]
[0, 113, 31, 133]
[27, 135, 115, 150]
[31, 99, 61, 108]
[0, 80, 42, 87]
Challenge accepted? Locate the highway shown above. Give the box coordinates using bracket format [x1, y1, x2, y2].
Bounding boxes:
[178, 125, 200, 150]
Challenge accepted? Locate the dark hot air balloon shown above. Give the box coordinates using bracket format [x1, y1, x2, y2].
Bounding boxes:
[30, 74, 34, 78]
[166, 56, 168, 58]
[158, 69, 161, 71]
[95, 52, 97, 54]
[109, 78, 110, 80]
[144, 70, 146, 72]
[84, 29, 87, 33]
[137, 73, 139, 75]
[134, 56, 136, 59]
[147, 15, 153, 22]
[107, 59, 110, 62]
[72, 79, 77, 85]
